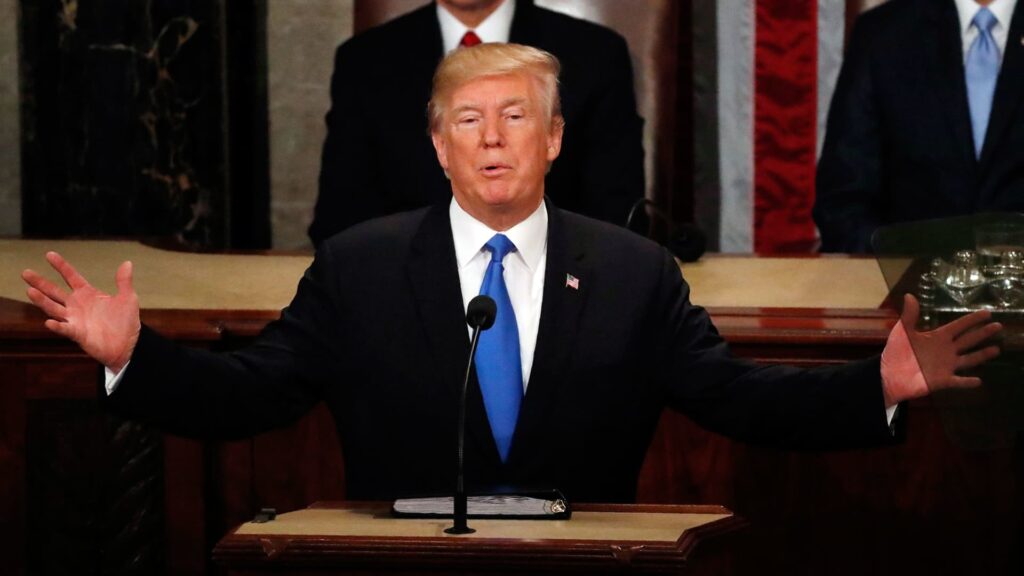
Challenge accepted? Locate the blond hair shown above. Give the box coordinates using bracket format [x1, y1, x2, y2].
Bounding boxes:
[427, 43, 563, 133]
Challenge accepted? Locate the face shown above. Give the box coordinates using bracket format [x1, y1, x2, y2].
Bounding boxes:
[437, 0, 504, 10]
[431, 73, 563, 230]
[436, 0, 506, 27]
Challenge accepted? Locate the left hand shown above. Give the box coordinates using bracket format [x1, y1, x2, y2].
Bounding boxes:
[881, 294, 1003, 407]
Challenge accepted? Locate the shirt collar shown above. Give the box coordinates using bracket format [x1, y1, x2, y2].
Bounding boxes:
[437, 0, 516, 53]
[449, 197, 547, 272]
[955, 0, 1017, 35]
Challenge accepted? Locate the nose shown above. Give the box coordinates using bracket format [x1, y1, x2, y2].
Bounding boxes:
[481, 117, 504, 148]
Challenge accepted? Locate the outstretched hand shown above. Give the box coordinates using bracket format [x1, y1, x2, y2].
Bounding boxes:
[21, 252, 141, 373]
[881, 293, 1002, 406]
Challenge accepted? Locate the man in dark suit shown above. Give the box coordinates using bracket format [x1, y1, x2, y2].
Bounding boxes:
[23, 44, 999, 503]
[815, 0, 1024, 253]
[309, 0, 644, 246]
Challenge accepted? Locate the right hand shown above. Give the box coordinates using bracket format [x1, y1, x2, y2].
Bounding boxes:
[21, 251, 141, 373]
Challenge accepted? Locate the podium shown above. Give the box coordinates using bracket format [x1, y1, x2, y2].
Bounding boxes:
[212, 502, 745, 575]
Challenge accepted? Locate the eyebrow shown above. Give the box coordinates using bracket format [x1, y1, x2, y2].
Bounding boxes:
[451, 97, 530, 116]
[498, 97, 529, 109]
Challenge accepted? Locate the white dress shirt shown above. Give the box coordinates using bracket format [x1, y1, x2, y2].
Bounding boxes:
[105, 364, 125, 394]
[450, 197, 546, 391]
[437, 0, 516, 53]
[955, 0, 1018, 62]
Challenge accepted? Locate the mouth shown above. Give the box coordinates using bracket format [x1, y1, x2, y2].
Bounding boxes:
[480, 163, 512, 177]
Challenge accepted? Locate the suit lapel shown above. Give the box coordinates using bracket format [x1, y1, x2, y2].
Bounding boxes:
[406, 204, 468, 395]
[509, 0, 541, 46]
[401, 2, 445, 89]
[979, 2, 1024, 180]
[407, 203, 505, 469]
[420, 2, 445, 58]
[413, 3, 445, 105]
[926, 1, 978, 174]
[507, 202, 591, 465]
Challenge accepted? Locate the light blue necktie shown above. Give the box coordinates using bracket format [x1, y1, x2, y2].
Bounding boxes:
[965, 7, 1000, 158]
[475, 234, 523, 463]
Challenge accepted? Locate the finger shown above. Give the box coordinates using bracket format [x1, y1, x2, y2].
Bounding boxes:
[900, 293, 920, 329]
[43, 318, 75, 340]
[46, 251, 90, 290]
[941, 308, 994, 336]
[948, 375, 983, 389]
[26, 286, 68, 320]
[21, 269, 69, 305]
[954, 322, 1003, 352]
[115, 260, 134, 296]
[956, 345, 1001, 371]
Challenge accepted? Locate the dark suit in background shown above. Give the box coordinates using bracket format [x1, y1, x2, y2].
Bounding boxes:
[107, 202, 892, 503]
[308, 0, 645, 245]
[814, 0, 1024, 253]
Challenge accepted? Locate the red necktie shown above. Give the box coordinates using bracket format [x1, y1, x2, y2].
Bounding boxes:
[460, 31, 482, 47]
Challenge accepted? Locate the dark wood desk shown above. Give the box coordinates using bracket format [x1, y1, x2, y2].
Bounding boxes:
[212, 502, 744, 575]
[1, 241, 1019, 575]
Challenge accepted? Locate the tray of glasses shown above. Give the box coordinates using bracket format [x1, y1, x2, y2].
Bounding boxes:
[917, 249, 1024, 316]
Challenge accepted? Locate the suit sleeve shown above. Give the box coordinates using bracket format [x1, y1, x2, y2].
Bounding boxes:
[575, 35, 645, 227]
[652, 252, 893, 449]
[814, 17, 884, 254]
[102, 244, 348, 440]
[308, 43, 381, 246]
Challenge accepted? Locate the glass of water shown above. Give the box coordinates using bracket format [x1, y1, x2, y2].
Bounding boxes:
[975, 222, 1024, 268]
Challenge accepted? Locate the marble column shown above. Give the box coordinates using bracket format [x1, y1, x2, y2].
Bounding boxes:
[19, 0, 232, 248]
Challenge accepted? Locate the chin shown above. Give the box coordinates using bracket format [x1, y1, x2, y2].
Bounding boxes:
[477, 187, 519, 207]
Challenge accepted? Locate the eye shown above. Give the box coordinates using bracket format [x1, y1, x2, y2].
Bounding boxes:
[504, 108, 527, 121]
[455, 113, 481, 127]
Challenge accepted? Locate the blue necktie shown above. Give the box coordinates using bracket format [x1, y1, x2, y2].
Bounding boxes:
[475, 234, 523, 463]
[965, 7, 1000, 158]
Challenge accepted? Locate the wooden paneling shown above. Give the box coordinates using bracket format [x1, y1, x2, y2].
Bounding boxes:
[636, 404, 1021, 575]
[0, 352, 28, 576]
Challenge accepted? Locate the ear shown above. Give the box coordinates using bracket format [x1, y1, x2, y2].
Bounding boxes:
[431, 131, 449, 173]
[546, 116, 564, 162]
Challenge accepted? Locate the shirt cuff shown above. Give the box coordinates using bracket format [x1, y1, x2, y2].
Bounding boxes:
[885, 403, 898, 428]
[104, 361, 130, 396]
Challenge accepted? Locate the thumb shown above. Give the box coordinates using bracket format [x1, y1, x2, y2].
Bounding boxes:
[115, 261, 135, 296]
[900, 293, 919, 331]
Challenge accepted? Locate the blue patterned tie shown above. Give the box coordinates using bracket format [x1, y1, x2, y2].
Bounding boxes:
[965, 7, 1000, 158]
[475, 234, 523, 463]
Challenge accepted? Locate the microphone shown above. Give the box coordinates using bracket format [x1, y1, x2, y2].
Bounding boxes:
[625, 198, 707, 262]
[445, 295, 496, 535]
[466, 295, 496, 330]
[667, 222, 707, 263]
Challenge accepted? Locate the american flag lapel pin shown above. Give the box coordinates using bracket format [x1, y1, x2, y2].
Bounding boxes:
[565, 273, 580, 290]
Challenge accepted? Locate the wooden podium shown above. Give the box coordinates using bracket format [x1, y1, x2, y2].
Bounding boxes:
[212, 502, 745, 575]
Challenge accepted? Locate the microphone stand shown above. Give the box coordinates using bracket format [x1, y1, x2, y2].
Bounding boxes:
[445, 321, 484, 535]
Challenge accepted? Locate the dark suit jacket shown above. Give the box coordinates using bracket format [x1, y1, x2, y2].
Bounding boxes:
[107, 201, 892, 503]
[815, 0, 1024, 253]
[308, 0, 645, 246]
